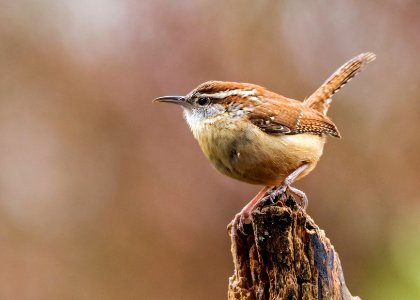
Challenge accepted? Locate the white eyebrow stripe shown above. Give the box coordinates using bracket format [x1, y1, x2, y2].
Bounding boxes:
[196, 89, 256, 99]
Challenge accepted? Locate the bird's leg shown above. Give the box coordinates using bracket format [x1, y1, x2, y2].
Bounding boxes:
[228, 186, 271, 236]
[229, 163, 310, 237]
[265, 163, 310, 208]
[288, 186, 308, 209]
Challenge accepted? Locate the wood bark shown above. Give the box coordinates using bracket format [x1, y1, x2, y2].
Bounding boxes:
[228, 196, 360, 300]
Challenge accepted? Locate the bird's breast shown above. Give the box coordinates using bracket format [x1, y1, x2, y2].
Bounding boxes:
[191, 118, 326, 186]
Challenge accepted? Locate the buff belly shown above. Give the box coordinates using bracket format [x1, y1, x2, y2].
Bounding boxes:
[196, 123, 326, 186]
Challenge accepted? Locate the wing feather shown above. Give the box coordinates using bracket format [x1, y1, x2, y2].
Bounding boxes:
[248, 99, 340, 138]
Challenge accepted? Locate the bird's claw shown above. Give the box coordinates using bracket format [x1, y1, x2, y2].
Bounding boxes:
[228, 212, 252, 237]
[227, 181, 309, 238]
[269, 192, 277, 204]
[267, 185, 288, 204]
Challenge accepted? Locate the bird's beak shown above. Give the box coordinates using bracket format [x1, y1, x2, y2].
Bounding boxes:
[153, 96, 190, 107]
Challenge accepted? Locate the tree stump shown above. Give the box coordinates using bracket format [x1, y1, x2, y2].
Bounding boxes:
[228, 196, 360, 300]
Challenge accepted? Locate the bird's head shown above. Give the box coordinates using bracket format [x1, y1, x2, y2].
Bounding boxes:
[154, 81, 263, 128]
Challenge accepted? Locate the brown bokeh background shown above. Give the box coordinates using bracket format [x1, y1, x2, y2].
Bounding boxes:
[1, 1, 419, 299]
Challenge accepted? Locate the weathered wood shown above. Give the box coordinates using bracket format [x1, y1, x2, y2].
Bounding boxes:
[228, 196, 360, 300]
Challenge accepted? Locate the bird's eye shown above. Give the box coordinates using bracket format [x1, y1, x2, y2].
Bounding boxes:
[197, 97, 210, 106]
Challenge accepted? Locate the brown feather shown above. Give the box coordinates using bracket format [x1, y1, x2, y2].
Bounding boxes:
[304, 52, 376, 115]
[246, 94, 341, 138]
[192, 80, 342, 137]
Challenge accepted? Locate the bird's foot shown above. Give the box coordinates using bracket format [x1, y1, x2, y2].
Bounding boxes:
[227, 211, 252, 238]
[227, 186, 271, 238]
[258, 185, 309, 210]
[254, 185, 287, 209]
[288, 186, 308, 209]
[261, 163, 310, 209]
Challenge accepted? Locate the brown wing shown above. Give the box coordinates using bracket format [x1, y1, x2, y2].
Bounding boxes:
[248, 100, 341, 138]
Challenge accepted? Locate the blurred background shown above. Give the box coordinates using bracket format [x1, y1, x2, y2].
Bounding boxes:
[0, 1, 419, 299]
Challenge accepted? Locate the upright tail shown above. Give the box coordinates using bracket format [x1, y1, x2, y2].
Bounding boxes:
[304, 52, 376, 115]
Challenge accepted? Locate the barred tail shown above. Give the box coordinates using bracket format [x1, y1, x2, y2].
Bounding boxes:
[304, 52, 376, 115]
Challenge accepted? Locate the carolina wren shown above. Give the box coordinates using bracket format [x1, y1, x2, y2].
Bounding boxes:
[154, 52, 375, 234]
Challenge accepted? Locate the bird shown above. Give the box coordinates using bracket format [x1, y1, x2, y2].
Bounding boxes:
[153, 52, 376, 235]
